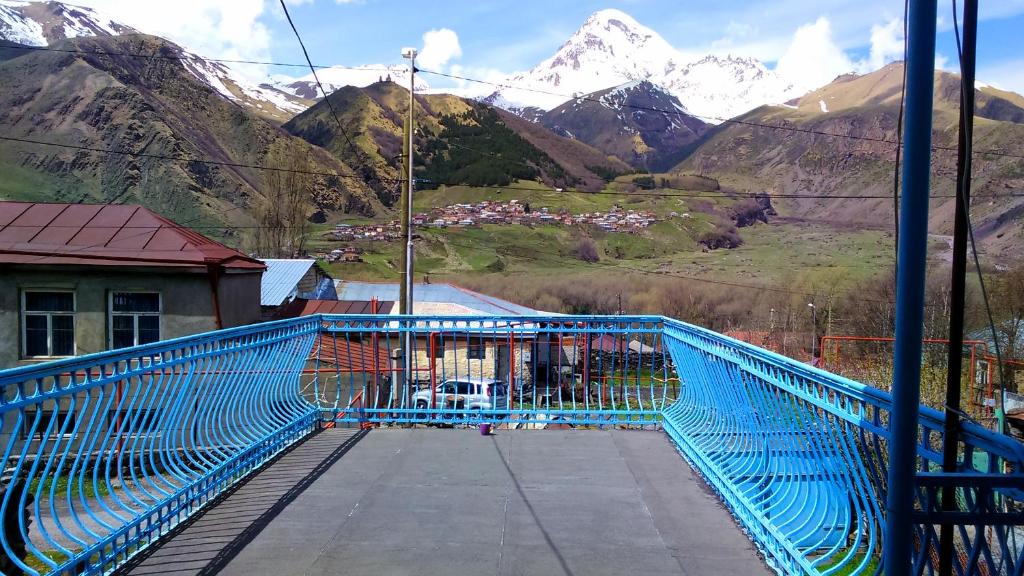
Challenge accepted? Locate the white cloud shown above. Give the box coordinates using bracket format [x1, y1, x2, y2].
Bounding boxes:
[977, 58, 1024, 95]
[775, 17, 855, 92]
[75, 0, 273, 79]
[442, 64, 515, 98]
[866, 18, 904, 70]
[417, 28, 462, 71]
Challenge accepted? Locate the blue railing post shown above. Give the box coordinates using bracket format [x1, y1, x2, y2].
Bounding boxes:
[884, 0, 937, 573]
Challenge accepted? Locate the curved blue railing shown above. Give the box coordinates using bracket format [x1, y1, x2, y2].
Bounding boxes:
[0, 317, 320, 575]
[0, 314, 1021, 575]
[661, 317, 1024, 576]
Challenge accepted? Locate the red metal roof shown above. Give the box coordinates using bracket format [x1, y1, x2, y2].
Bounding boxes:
[0, 202, 264, 269]
[274, 299, 396, 318]
[311, 335, 390, 373]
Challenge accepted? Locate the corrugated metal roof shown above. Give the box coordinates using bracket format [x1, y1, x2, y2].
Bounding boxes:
[260, 259, 316, 306]
[274, 299, 396, 318]
[0, 201, 264, 269]
[335, 282, 543, 316]
[310, 335, 389, 373]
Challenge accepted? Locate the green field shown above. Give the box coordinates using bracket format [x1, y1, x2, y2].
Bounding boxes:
[313, 180, 908, 293]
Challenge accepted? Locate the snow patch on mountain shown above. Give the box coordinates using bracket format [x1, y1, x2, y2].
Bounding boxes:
[0, 1, 309, 118]
[0, 0, 132, 45]
[0, 2, 46, 45]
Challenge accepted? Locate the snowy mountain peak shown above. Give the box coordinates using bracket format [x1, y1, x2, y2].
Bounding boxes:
[484, 10, 801, 123]
[0, 0, 309, 121]
[488, 9, 686, 111]
[0, 0, 134, 46]
[576, 8, 660, 48]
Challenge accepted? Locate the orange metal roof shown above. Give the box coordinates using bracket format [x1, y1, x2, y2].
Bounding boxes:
[0, 202, 264, 269]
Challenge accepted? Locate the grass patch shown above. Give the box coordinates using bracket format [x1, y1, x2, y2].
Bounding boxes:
[28, 474, 111, 499]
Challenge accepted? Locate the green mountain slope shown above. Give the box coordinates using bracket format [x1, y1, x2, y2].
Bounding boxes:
[283, 80, 631, 201]
[0, 34, 383, 243]
[675, 62, 1024, 263]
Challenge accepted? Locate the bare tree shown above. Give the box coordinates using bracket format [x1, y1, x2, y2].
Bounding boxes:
[254, 146, 313, 258]
[990, 266, 1024, 359]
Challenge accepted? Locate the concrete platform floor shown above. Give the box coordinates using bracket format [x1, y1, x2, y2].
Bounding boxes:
[119, 428, 771, 576]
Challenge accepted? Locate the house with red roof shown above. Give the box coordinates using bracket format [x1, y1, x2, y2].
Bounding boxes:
[0, 202, 265, 368]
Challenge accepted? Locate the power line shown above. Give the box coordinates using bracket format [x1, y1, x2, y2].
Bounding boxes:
[418, 68, 1024, 162]
[0, 135, 401, 182]
[12, 39, 1024, 163]
[893, 0, 910, 261]
[951, 0, 1008, 432]
[277, 0, 384, 190]
[416, 181, 1024, 200]
[0, 43, 394, 72]
[432, 237, 910, 306]
[7, 134, 1024, 200]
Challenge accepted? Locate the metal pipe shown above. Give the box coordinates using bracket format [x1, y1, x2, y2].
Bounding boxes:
[884, 1, 938, 573]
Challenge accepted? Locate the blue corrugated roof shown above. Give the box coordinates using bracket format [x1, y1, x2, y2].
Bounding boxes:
[260, 259, 316, 307]
[336, 282, 543, 316]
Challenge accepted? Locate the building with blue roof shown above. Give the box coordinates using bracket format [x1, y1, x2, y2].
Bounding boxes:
[260, 260, 336, 318]
[335, 281, 545, 316]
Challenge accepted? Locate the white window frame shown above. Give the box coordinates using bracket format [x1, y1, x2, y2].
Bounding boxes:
[21, 290, 76, 359]
[108, 291, 162, 349]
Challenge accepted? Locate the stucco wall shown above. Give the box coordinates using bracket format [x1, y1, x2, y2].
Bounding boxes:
[0, 266, 262, 369]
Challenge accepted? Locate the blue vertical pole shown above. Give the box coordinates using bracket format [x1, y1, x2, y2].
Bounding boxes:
[884, 0, 937, 573]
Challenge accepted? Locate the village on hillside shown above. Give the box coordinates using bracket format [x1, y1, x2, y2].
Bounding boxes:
[326, 200, 659, 246]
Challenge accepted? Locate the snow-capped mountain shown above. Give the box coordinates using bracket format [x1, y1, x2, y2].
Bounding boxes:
[0, 0, 306, 121]
[484, 10, 685, 112]
[0, 0, 134, 45]
[484, 9, 803, 123]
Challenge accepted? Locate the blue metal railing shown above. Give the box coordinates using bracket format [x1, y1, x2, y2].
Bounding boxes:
[0, 314, 1021, 575]
[312, 315, 671, 426]
[661, 318, 1024, 576]
[0, 317, 319, 575]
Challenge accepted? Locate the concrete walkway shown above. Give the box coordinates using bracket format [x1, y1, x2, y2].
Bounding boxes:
[119, 428, 770, 576]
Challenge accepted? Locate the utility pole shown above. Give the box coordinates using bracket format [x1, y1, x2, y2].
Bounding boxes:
[399, 47, 417, 316]
[939, 1, 977, 574]
[399, 47, 417, 404]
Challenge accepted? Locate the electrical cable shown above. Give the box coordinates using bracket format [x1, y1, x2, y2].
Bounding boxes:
[7, 134, 1024, 201]
[277, 0, 385, 190]
[951, 0, 1008, 433]
[0, 43, 396, 71]
[418, 68, 1024, 162]
[8, 40, 1024, 162]
[0, 135, 399, 182]
[428, 237, 912, 307]
[893, 0, 910, 261]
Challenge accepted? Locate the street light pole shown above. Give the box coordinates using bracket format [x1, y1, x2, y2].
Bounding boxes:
[400, 47, 417, 316]
[399, 47, 417, 402]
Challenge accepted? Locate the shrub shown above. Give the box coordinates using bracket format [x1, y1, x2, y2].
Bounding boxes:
[575, 238, 600, 263]
[698, 226, 743, 250]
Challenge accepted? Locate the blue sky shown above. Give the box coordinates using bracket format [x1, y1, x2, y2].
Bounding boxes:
[80, 0, 1024, 93]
